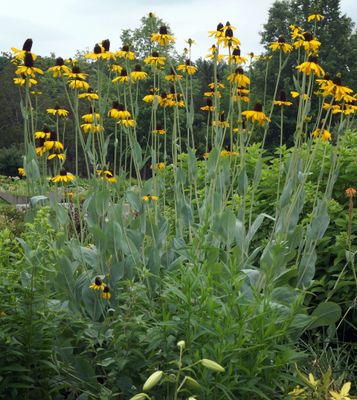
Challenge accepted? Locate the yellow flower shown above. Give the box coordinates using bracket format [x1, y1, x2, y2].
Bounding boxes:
[342, 102, 357, 115]
[89, 276, 106, 291]
[98, 39, 115, 60]
[110, 64, 123, 74]
[312, 128, 332, 141]
[47, 57, 71, 77]
[15, 52, 43, 77]
[142, 195, 159, 201]
[35, 138, 48, 156]
[48, 151, 65, 161]
[227, 67, 250, 87]
[130, 65, 148, 81]
[166, 90, 185, 107]
[85, 43, 103, 60]
[143, 93, 159, 102]
[68, 79, 90, 91]
[116, 45, 135, 60]
[209, 22, 225, 39]
[51, 170, 75, 183]
[36, 128, 49, 139]
[217, 23, 240, 48]
[177, 59, 197, 75]
[208, 81, 225, 89]
[151, 162, 166, 171]
[108, 102, 131, 119]
[200, 98, 215, 111]
[323, 102, 341, 114]
[213, 113, 229, 128]
[289, 25, 304, 41]
[43, 131, 64, 152]
[144, 51, 166, 66]
[11, 38, 37, 61]
[13, 76, 37, 87]
[97, 169, 117, 183]
[233, 94, 249, 103]
[165, 68, 183, 81]
[101, 286, 112, 299]
[308, 13, 324, 22]
[220, 150, 239, 157]
[117, 119, 136, 128]
[143, 88, 162, 104]
[81, 123, 104, 133]
[158, 92, 174, 108]
[204, 88, 221, 98]
[78, 88, 99, 101]
[291, 91, 309, 100]
[269, 36, 293, 53]
[152, 124, 166, 135]
[227, 47, 247, 64]
[112, 68, 129, 84]
[85, 40, 115, 60]
[273, 100, 292, 106]
[273, 90, 292, 106]
[44, 141, 64, 152]
[316, 73, 332, 90]
[322, 74, 354, 102]
[296, 55, 325, 77]
[81, 110, 100, 123]
[18, 167, 26, 177]
[242, 103, 270, 125]
[151, 26, 175, 46]
[65, 65, 88, 80]
[206, 44, 225, 62]
[47, 105, 69, 117]
[294, 32, 321, 52]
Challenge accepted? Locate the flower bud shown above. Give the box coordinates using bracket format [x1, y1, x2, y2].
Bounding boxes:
[129, 394, 149, 400]
[201, 359, 225, 372]
[184, 376, 201, 390]
[177, 340, 186, 350]
[143, 370, 163, 391]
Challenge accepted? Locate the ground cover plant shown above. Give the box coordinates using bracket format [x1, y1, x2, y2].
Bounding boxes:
[0, 1, 356, 399]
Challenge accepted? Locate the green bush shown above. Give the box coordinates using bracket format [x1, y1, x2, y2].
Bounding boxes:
[0, 144, 24, 176]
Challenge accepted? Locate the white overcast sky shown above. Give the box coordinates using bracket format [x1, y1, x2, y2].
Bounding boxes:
[1, 0, 356, 60]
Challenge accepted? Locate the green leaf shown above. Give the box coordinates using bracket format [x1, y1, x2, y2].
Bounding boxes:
[187, 147, 197, 179]
[308, 302, 342, 329]
[30, 195, 48, 206]
[126, 191, 141, 212]
[306, 199, 330, 241]
[297, 249, 316, 287]
[238, 168, 248, 196]
[279, 181, 293, 208]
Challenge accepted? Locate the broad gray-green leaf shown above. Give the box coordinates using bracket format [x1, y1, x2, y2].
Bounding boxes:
[308, 302, 341, 329]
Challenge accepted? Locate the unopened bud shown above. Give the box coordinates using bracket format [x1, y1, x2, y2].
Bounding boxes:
[177, 340, 186, 349]
[184, 376, 201, 390]
[143, 370, 163, 391]
[201, 359, 225, 372]
[129, 394, 149, 400]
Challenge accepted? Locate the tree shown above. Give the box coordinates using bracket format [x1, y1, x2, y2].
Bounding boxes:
[252, 0, 357, 147]
[259, 0, 356, 85]
[120, 13, 177, 59]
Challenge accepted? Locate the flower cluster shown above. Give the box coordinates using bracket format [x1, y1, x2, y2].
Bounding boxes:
[89, 276, 111, 299]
